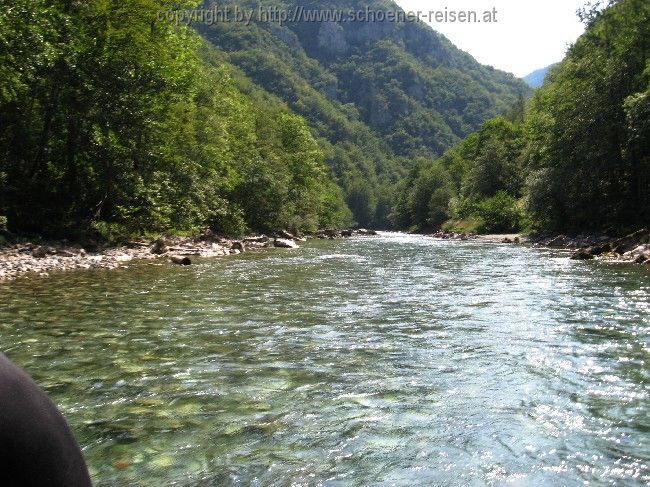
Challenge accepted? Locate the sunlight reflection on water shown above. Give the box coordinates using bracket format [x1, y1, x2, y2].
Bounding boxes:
[0, 233, 648, 486]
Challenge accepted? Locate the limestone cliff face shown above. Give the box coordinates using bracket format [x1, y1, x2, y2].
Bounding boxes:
[316, 22, 349, 53]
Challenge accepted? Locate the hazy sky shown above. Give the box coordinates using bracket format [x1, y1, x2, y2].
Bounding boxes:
[394, 0, 586, 77]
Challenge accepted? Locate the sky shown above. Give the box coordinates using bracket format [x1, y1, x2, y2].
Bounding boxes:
[394, 0, 587, 77]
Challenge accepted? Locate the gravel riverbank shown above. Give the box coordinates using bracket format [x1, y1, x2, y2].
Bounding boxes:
[0, 229, 377, 282]
[424, 229, 650, 265]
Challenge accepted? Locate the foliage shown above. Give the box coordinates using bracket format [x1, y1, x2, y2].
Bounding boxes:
[393, 117, 526, 232]
[197, 0, 529, 226]
[524, 0, 649, 230]
[395, 0, 649, 234]
[0, 0, 351, 237]
[441, 218, 483, 235]
[473, 191, 523, 233]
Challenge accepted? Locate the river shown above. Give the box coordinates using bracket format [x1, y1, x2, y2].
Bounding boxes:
[0, 233, 648, 486]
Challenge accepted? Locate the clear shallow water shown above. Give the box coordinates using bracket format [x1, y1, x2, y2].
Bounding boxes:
[0, 233, 648, 486]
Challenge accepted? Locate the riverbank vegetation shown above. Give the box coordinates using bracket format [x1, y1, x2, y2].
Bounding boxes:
[0, 0, 646, 242]
[394, 0, 649, 235]
[0, 0, 352, 242]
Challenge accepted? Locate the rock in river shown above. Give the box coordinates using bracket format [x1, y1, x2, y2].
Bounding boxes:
[277, 230, 295, 240]
[151, 238, 168, 255]
[571, 250, 595, 260]
[624, 244, 650, 264]
[170, 255, 192, 265]
[274, 239, 298, 249]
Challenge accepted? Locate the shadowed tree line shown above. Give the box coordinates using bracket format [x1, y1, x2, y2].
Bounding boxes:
[393, 0, 649, 234]
[0, 0, 352, 240]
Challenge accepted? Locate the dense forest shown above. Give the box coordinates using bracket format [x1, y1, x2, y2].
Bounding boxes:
[0, 0, 647, 241]
[395, 0, 649, 234]
[0, 0, 353, 240]
[0, 0, 526, 240]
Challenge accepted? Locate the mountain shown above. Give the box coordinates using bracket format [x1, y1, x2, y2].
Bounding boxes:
[523, 65, 555, 88]
[0, 0, 531, 238]
[196, 0, 531, 225]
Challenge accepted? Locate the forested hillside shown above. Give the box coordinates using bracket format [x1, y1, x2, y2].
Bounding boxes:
[0, 0, 530, 240]
[0, 0, 353, 239]
[396, 0, 649, 234]
[197, 0, 529, 225]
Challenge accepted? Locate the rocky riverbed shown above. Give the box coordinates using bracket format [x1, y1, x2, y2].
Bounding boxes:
[425, 228, 650, 265]
[517, 229, 649, 264]
[0, 229, 378, 282]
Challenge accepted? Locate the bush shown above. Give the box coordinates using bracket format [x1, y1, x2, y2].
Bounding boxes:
[206, 201, 248, 237]
[474, 191, 523, 233]
[90, 221, 136, 245]
[442, 217, 483, 234]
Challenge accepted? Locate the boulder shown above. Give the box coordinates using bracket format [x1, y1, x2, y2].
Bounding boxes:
[546, 235, 568, 247]
[586, 242, 612, 256]
[568, 229, 649, 262]
[315, 229, 337, 239]
[170, 255, 192, 265]
[230, 241, 245, 252]
[114, 254, 133, 262]
[274, 238, 298, 249]
[150, 238, 168, 255]
[357, 229, 378, 236]
[277, 230, 295, 240]
[624, 244, 650, 264]
[243, 236, 268, 243]
[32, 246, 50, 258]
[571, 250, 595, 260]
[611, 228, 650, 255]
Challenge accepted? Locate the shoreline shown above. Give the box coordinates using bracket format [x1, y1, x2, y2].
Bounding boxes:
[2, 227, 647, 283]
[421, 229, 650, 265]
[0, 229, 378, 283]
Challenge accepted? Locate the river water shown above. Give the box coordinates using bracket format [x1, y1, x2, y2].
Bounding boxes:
[0, 233, 648, 486]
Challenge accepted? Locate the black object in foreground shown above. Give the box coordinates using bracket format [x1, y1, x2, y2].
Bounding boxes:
[0, 353, 92, 487]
